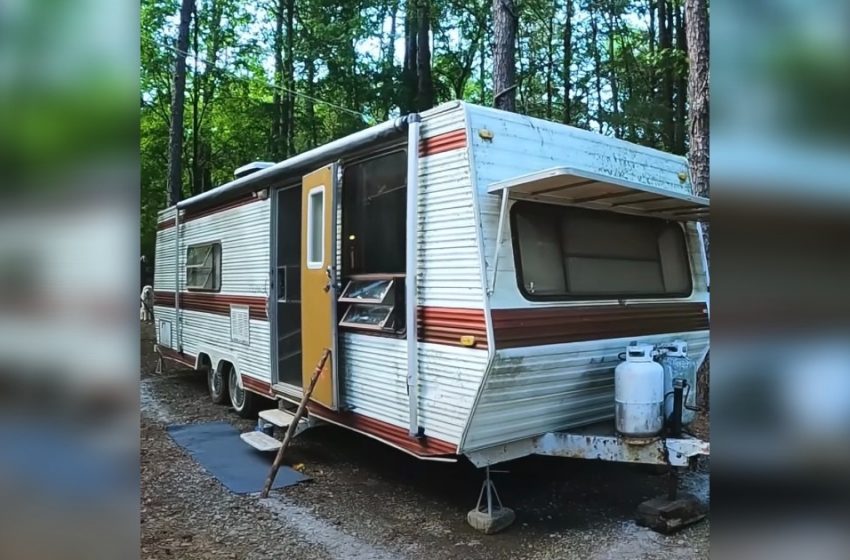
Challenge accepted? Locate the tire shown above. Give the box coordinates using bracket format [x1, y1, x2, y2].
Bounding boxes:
[208, 363, 229, 405]
[228, 367, 262, 418]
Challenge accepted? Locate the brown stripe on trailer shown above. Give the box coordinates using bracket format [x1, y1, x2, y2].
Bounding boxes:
[156, 344, 196, 368]
[241, 374, 275, 397]
[306, 401, 458, 457]
[419, 129, 467, 157]
[491, 303, 709, 348]
[153, 291, 268, 320]
[156, 193, 262, 230]
[418, 306, 488, 349]
[155, 291, 488, 346]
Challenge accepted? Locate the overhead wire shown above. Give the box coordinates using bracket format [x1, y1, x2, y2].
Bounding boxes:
[160, 42, 377, 124]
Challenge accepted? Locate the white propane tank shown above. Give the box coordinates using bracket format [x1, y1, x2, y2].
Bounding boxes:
[615, 344, 664, 437]
[658, 340, 697, 426]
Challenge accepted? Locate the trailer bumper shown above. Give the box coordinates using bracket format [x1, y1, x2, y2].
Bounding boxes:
[465, 422, 709, 468]
[533, 432, 709, 467]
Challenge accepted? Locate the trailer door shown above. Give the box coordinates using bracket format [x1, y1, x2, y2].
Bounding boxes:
[301, 164, 339, 409]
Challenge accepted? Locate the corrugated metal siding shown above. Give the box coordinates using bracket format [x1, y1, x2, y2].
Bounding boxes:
[342, 333, 488, 446]
[458, 102, 710, 453]
[417, 104, 484, 308]
[461, 330, 709, 452]
[338, 103, 489, 447]
[464, 103, 708, 310]
[152, 200, 272, 383]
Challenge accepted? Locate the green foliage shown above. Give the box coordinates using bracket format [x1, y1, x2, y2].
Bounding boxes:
[141, 0, 690, 262]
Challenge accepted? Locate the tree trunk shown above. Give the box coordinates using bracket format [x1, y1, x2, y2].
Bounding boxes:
[479, 37, 486, 105]
[191, 2, 201, 196]
[273, 0, 285, 159]
[674, 3, 688, 154]
[590, 3, 603, 132]
[284, 0, 295, 156]
[648, 0, 656, 53]
[167, 0, 194, 206]
[416, 0, 434, 110]
[686, 0, 708, 198]
[492, 0, 517, 112]
[562, 0, 573, 124]
[305, 57, 317, 148]
[545, 5, 554, 120]
[608, 13, 619, 137]
[402, 0, 419, 113]
[660, 0, 675, 149]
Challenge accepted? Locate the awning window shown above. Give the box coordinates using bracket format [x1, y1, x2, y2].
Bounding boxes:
[488, 166, 708, 221]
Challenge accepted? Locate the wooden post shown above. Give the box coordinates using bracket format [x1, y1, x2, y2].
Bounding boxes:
[260, 347, 330, 499]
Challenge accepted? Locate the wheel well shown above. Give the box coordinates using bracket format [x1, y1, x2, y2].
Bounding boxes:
[216, 360, 237, 385]
[196, 353, 212, 372]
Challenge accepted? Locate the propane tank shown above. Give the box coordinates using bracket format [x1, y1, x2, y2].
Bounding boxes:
[615, 344, 664, 437]
[657, 340, 697, 426]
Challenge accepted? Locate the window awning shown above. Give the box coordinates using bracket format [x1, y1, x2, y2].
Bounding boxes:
[488, 166, 709, 221]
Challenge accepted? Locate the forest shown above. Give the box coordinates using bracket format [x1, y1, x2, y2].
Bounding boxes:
[141, 0, 708, 264]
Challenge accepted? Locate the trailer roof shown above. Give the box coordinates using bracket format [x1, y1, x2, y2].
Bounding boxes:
[488, 166, 709, 221]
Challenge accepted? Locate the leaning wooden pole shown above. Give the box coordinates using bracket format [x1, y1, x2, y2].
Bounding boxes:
[260, 348, 330, 498]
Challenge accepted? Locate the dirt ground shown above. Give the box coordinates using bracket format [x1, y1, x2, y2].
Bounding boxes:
[141, 322, 709, 559]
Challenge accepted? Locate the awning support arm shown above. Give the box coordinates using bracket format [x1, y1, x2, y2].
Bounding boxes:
[488, 189, 509, 295]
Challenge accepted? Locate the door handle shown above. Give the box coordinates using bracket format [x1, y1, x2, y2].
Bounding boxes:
[324, 265, 334, 293]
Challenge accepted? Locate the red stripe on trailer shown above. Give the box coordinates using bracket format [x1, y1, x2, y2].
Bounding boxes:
[241, 375, 274, 396]
[307, 401, 458, 457]
[491, 302, 709, 348]
[156, 345, 196, 368]
[419, 129, 467, 157]
[156, 194, 262, 230]
[153, 291, 268, 320]
[418, 306, 488, 349]
[154, 291, 490, 347]
[183, 193, 259, 222]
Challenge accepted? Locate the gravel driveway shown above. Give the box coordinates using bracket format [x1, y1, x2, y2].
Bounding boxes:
[141, 323, 709, 559]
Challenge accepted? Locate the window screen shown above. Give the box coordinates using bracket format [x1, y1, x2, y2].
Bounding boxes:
[512, 202, 691, 299]
[186, 242, 221, 291]
[342, 151, 407, 274]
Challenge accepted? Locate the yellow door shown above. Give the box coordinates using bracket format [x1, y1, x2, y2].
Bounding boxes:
[301, 164, 338, 409]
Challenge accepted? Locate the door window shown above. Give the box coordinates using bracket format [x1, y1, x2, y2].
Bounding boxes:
[306, 186, 325, 269]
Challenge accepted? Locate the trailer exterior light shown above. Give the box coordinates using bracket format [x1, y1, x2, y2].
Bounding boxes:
[478, 128, 494, 141]
[460, 335, 476, 347]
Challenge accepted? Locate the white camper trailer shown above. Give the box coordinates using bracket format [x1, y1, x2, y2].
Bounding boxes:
[153, 101, 709, 525]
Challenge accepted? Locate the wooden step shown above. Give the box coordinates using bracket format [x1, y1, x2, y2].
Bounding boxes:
[259, 408, 298, 428]
[240, 430, 281, 452]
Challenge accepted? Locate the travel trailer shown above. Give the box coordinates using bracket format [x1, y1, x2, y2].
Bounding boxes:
[153, 101, 709, 529]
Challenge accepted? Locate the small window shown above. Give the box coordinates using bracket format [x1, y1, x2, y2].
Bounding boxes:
[338, 278, 394, 304]
[338, 273, 404, 332]
[186, 242, 221, 291]
[307, 186, 325, 269]
[512, 202, 691, 300]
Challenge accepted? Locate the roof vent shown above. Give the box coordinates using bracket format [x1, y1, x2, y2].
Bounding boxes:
[234, 161, 275, 179]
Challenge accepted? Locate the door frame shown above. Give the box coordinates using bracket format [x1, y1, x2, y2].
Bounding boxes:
[269, 182, 304, 398]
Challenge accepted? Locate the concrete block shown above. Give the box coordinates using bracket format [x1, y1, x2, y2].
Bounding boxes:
[467, 506, 516, 535]
[635, 492, 707, 534]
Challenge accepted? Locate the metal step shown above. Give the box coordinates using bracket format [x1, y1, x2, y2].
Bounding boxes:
[240, 430, 282, 452]
[259, 408, 297, 428]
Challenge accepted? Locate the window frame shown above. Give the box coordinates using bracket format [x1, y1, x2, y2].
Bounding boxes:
[306, 185, 325, 270]
[185, 241, 222, 292]
[510, 201, 693, 301]
[340, 148, 408, 276]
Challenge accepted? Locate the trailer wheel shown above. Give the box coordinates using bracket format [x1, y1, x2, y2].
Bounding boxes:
[208, 363, 230, 405]
[228, 368, 261, 418]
